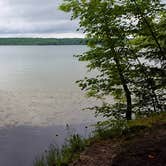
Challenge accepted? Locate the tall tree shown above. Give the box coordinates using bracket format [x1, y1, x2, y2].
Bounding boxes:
[127, 0, 166, 114]
[60, 0, 166, 120]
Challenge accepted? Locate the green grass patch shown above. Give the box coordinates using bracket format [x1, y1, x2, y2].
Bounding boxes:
[128, 112, 166, 128]
[94, 112, 166, 139]
[33, 134, 86, 166]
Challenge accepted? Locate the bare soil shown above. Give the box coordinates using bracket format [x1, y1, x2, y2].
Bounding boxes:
[70, 122, 166, 166]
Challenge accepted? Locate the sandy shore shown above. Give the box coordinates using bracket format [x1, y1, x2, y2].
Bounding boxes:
[0, 88, 102, 127]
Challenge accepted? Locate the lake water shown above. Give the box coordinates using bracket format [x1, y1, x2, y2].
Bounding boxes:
[0, 46, 100, 166]
[0, 45, 87, 91]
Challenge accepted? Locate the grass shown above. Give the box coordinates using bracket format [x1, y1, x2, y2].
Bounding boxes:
[94, 112, 166, 139]
[128, 112, 166, 127]
[33, 134, 86, 166]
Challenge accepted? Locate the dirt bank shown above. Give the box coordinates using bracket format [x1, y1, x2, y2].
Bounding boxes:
[70, 121, 166, 166]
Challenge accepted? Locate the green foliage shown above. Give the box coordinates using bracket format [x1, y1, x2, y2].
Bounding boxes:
[33, 134, 86, 166]
[94, 120, 128, 139]
[34, 156, 45, 166]
[128, 112, 166, 127]
[60, 0, 166, 120]
[94, 112, 166, 139]
[0, 38, 87, 45]
[67, 134, 86, 153]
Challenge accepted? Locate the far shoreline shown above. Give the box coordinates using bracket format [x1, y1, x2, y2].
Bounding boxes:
[0, 38, 87, 45]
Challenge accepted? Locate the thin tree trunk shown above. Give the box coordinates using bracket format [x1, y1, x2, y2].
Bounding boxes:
[124, 84, 132, 120]
[103, 15, 132, 120]
[114, 56, 132, 120]
[110, 47, 132, 120]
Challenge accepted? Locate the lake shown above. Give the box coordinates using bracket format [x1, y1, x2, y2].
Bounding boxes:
[0, 46, 100, 166]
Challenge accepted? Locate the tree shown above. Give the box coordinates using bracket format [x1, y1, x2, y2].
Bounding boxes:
[60, 0, 166, 120]
[127, 0, 166, 114]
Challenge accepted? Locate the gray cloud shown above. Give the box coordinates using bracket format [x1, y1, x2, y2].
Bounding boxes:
[0, 0, 83, 38]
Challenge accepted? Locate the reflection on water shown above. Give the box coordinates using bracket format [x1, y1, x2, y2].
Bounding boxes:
[0, 124, 93, 166]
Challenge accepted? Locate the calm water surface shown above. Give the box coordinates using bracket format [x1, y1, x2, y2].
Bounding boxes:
[0, 45, 87, 91]
[0, 46, 99, 166]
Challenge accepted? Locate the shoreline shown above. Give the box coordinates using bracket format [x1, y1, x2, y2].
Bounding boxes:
[0, 123, 94, 166]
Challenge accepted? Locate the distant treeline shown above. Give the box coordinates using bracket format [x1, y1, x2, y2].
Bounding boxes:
[0, 38, 88, 45]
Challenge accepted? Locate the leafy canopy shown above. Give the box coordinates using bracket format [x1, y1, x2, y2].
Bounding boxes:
[60, 0, 166, 120]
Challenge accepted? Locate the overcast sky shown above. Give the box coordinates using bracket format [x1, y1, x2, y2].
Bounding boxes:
[0, 0, 84, 38]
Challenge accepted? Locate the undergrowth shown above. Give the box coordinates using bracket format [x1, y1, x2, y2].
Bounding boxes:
[33, 134, 86, 166]
[94, 112, 166, 139]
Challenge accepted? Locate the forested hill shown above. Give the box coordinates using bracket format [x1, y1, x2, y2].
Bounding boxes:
[0, 38, 87, 45]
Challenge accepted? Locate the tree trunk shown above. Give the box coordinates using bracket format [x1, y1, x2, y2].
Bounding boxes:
[123, 83, 132, 120]
[112, 49, 132, 120]
[118, 68, 132, 120]
[104, 20, 132, 120]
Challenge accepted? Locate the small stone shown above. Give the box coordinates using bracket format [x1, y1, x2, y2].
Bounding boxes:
[148, 154, 155, 159]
